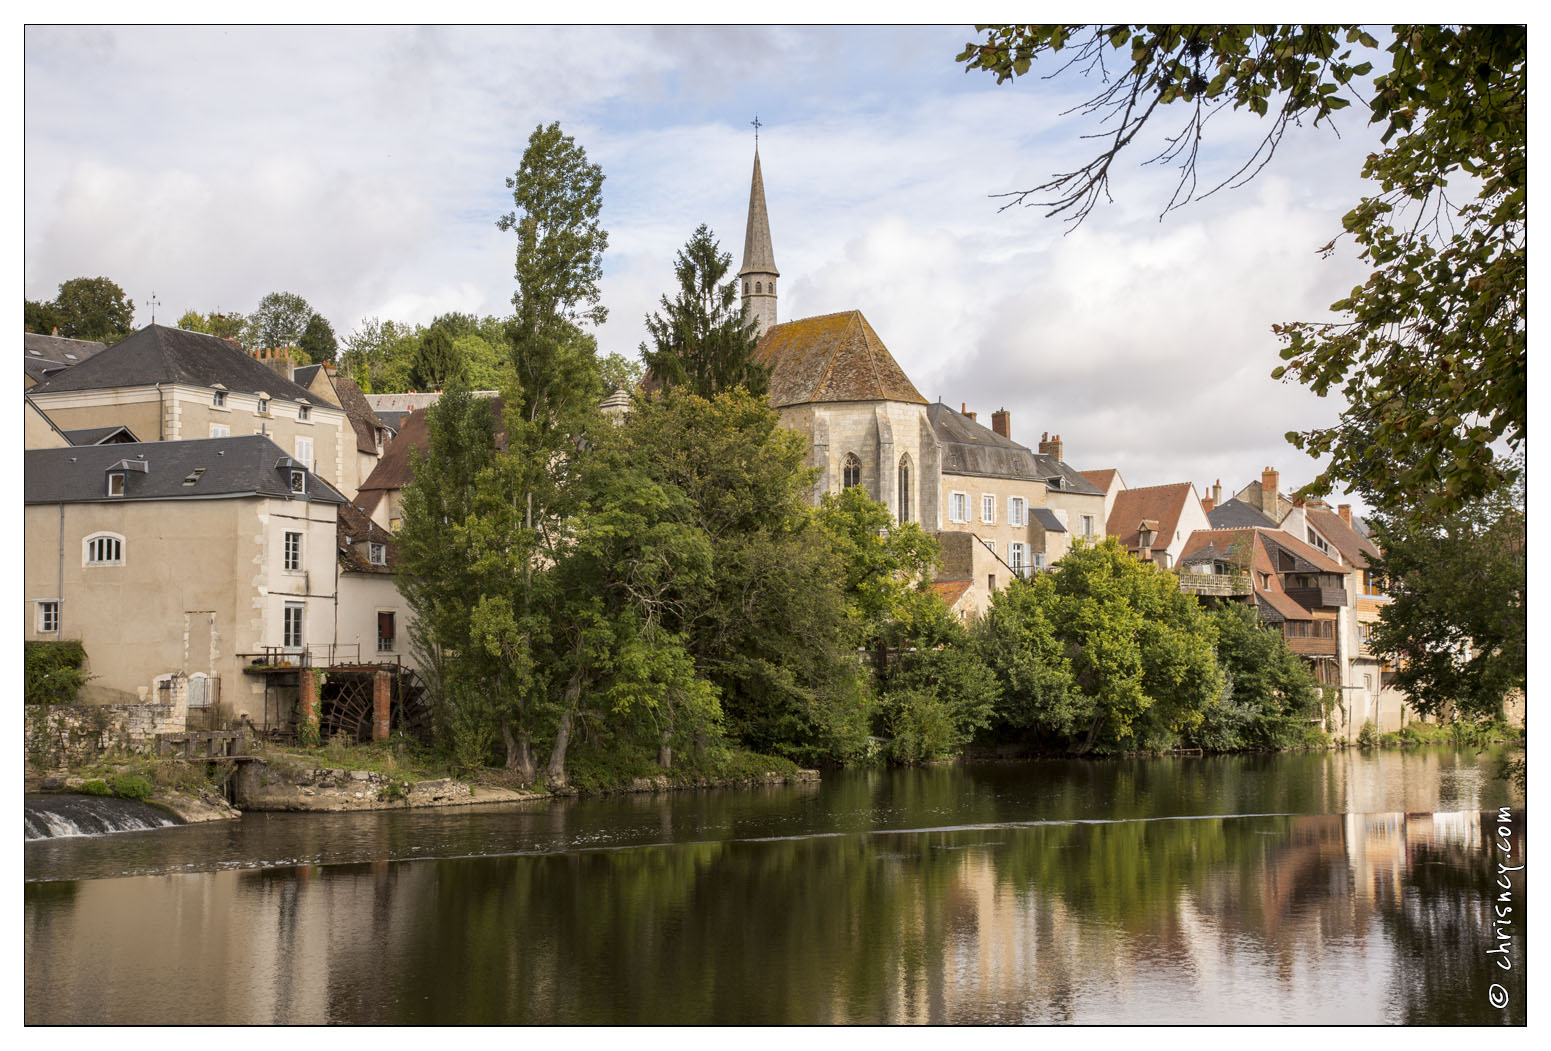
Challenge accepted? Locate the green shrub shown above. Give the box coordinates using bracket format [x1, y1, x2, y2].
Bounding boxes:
[1357, 720, 1380, 748]
[25, 641, 90, 706]
[109, 774, 154, 801]
[80, 779, 111, 796]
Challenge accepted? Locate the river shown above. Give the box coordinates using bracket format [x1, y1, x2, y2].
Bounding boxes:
[25, 746, 1526, 1024]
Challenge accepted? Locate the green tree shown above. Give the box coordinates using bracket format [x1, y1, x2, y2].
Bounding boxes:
[244, 291, 316, 350]
[1189, 603, 1323, 751]
[1366, 470, 1525, 721]
[977, 538, 1221, 753]
[959, 25, 1525, 516]
[177, 309, 247, 341]
[298, 313, 338, 364]
[341, 317, 421, 393]
[879, 595, 999, 763]
[641, 224, 768, 398]
[25, 299, 61, 336]
[410, 325, 467, 391]
[44, 277, 135, 342]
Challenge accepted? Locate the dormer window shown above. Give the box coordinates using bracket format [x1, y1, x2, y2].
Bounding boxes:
[369, 542, 386, 566]
[289, 469, 306, 494]
[257, 397, 270, 416]
[213, 390, 227, 408]
[107, 472, 125, 497]
[298, 403, 311, 421]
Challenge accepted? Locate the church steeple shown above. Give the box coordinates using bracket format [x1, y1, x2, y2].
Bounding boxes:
[739, 143, 779, 336]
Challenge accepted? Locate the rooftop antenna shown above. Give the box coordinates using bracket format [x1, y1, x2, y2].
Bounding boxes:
[751, 113, 762, 148]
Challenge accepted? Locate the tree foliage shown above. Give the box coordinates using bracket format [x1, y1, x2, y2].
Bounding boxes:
[298, 313, 339, 364]
[959, 25, 1525, 516]
[1189, 602, 1323, 751]
[27, 277, 135, 342]
[1366, 469, 1525, 721]
[177, 309, 247, 342]
[244, 291, 317, 350]
[641, 224, 768, 399]
[410, 324, 466, 391]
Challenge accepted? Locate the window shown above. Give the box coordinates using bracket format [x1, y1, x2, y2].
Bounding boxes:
[377, 611, 396, 653]
[212, 390, 227, 408]
[37, 601, 59, 633]
[842, 453, 862, 490]
[1081, 515, 1095, 539]
[210, 424, 230, 439]
[283, 603, 304, 648]
[755, 281, 762, 293]
[289, 470, 306, 494]
[1009, 543, 1027, 576]
[982, 538, 995, 553]
[1009, 497, 1026, 527]
[1034, 552, 1047, 569]
[295, 437, 313, 470]
[106, 472, 125, 497]
[369, 542, 386, 566]
[298, 404, 311, 422]
[84, 533, 123, 565]
[284, 531, 302, 571]
[897, 457, 912, 523]
[982, 494, 995, 524]
[988, 573, 997, 592]
[257, 397, 270, 416]
[948, 491, 969, 523]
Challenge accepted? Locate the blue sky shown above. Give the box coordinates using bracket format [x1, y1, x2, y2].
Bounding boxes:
[24, 24, 1396, 511]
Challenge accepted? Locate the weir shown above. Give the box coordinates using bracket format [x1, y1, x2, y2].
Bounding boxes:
[24, 793, 184, 840]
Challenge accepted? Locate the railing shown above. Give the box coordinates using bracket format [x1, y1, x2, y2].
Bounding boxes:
[239, 643, 400, 671]
[1175, 571, 1252, 596]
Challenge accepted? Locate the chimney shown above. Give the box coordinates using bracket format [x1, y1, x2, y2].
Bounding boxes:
[1338, 504, 1352, 525]
[1038, 432, 1064, 462]
[991, 408, 1011, 440]
[1261, 467, 1279, 512]
[1212, 479, 1222, 506]
[1202, 492, 1215, 514]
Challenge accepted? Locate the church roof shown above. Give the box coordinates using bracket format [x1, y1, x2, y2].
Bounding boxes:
[738, 149, 779, 279]
[753, 310, 926, 408]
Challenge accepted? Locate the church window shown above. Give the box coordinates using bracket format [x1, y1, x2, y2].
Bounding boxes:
[897, 456, 912, 522]
[756, 281, 763, 293]
[744, 282, 749, 295]
[842, 454, 862, 490]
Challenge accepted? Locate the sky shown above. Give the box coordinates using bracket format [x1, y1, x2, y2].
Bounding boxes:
[23, 24, 1397, 513]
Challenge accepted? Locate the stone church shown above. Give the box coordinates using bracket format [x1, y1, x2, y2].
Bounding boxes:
[738, 147, 1106, 615]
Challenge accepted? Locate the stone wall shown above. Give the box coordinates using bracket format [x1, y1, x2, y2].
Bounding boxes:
[25, 702, 185, 770]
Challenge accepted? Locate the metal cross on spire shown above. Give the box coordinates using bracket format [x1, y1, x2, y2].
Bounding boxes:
[751, 114, 762, 147]
[148, 291, 161, 325]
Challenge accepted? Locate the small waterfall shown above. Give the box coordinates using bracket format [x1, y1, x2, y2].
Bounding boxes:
[25, 793, 183, 840]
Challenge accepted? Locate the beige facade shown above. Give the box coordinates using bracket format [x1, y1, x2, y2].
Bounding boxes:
[336, 572, 417, 671]
[24, 493, 338, 721]
[28, 383, 354, 495]
[938, 471, 1051, 575]
[779, 400, 940, 526]
[24, 398, 71, 449]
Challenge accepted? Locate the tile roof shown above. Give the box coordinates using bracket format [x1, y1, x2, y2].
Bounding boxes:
[337, 501, 398, 574]
[357, 397, 507, 497]
[29, 324, 339, 407]
[1179, 528, 1312, 622]
[1107, 483, 1198, 550]
[930, 579, 973, 609]
[754, 311, 927, 408]
[327, 369, 386, 456]
[1207, 497, 1279, 529]
[1305, 508, 1381, 569]
[1079, 468, 1120, 492]
[25, 435, 346, 506]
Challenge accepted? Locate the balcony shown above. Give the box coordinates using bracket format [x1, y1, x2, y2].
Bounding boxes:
[1284, 585, 1347, 609]
[1176, 570, 1252, 597]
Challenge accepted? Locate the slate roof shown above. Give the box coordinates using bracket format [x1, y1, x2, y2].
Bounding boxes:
[1207, 497, 1278, 529]
[25, 332, 108, 367]
[375, 410, 410, 433]
[25, 359, 70, 385]
[926, 402, 1103, 493]
[754, 311, 926, 408]
[1107, 483, 1199, 551]
[28, 324, 340, 407]
[293, 364, 324, 389]
[1030, 507, 1067, 532]
[62, 425, 141, 445]
[25, 436, 346, 506]
[337, 501, 398, 575]
[328, 370, 386, 456]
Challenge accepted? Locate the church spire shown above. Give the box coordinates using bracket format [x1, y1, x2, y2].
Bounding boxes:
[739, 134, 779, 335]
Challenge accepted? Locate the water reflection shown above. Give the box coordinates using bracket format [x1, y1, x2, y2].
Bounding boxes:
[26, 807, 1524, 1024]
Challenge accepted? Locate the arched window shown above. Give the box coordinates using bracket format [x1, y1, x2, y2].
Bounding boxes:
[744, 281, 749, 295]
[83, 532, 125, 566]
[897, 455, 913, 522]
[756, 281, 763, 293]
[842, 453, 862, 490]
